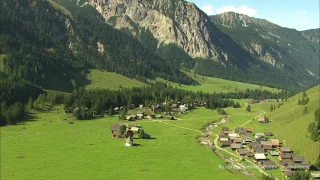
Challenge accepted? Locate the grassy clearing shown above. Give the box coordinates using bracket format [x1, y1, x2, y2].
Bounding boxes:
[1, 107, 254, 180]
[157, 71, 279, 93]
[84, 69, 146, 90]
[48, 0, 72, 16]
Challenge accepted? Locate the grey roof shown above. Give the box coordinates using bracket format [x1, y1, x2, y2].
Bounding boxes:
[221, 141, 232, 146]
[261, 160, 277, 166]
[249, 142, 261, 147]
[231, 144, 242, 149]
[280, 153, 292, 159]
[238, 148, 248, 155]
[243, 136, 253, 142]
[264, 132, 273, 136]
[253, 147, 265, 153]
[260, 141, 272, 146]
[281, 159, 293, 166]
[292, 155, 305, 162]
[280, 147, 291, 152]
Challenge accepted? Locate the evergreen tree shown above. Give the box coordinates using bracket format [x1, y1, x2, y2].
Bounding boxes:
[270, 104, 274, 112]
[303, 106, 308, 114]
[26, 97, 33, 111]
[108, 106, 113, 116]
[138, 129, 145, 139]
[246, 105, 251, 112]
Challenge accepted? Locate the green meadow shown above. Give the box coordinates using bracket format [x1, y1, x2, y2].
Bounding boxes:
[210, 85, 319, 164]
[84, 69, 278, 93]
[157, 71, 278, 93]
[1, 107, 254, 180]
[84, 69, 146, 90]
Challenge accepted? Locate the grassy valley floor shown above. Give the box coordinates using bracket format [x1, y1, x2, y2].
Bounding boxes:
[1, 107, 253, 180]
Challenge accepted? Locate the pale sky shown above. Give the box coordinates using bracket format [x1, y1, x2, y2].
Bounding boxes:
[186, 0, 319, 31]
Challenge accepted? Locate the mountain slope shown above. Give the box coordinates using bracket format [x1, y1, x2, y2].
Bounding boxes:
[210, 12, 319, 80]
[79, 0, 318, 90]
[0, 0, 196, 93]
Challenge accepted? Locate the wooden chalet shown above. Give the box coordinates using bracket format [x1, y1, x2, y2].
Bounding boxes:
[280, 147, 292, 153]
[260, 141, 273, 150]
[270, 139, 280, 147]
[292, 154, 304, 163]
[252, 146, 265, 154]
[233, 138, 242, 144]
[281, 159, 294, 166]
[230, 143, 242, 150]
[246, 151, 254, 158]
[260, 160, 278, 170]
[254, 153, 267, 161]
[279, 153, 292, 160]
[264, 131, 273, 136]
[220, 140, 232, 147]
[237, 148, 248, 156]
[245, 128, 252, 133]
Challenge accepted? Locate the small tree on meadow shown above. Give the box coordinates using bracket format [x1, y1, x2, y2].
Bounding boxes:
[303, 106, 308, 114]
[119, 125, 127, 137]
[246, 105, 251, 112]
[138, 129, 145, 139]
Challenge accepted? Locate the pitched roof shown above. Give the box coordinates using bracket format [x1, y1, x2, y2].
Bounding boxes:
[220, 138, 229, 142]
[243, 136, 253, 142]
[221, 140, 232, 146]
[253, 147, 265, 153]
[230, 144, 242, 149]
[111, 124, 121, 130]
[255, 138, 265, 142]
[260, 141, 272, 146]
[270, 139, 280, 146]
[248, 142, 261, 148]
[292, 154, 305, 162]
[222, 126, 229, 131]
[280, 153, 292, 159]
[280, 147, 291, 152]
[233, 138, 242, 143]
[261, 160, 277, 166]
[264, 132, 273, 136]
[254, 153, 266, 160]
[281, 159, 293, 166]
[238, 148, 248, 155]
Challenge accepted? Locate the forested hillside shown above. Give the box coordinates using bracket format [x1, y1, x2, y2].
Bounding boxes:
[0, 0, 196, 93]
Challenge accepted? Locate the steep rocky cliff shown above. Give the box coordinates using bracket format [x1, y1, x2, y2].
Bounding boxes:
[87, 0, 223, 60]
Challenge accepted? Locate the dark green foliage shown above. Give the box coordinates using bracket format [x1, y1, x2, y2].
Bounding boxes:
[119, 125, 127, 136]
[138, 129, 145, 139]
[62, 82, 282, 120]
[289, 170, 309, 180]
[0, 101, 25, 126]
[315, 155, 320, 169]
[216, 108, 226, 115]
[0, 76, 43, 106]
[108, 107, 113, 116]
[308, 109, 320, 141]
[270, 104, 274, 112]
[156, 43, 196, 70]
[246, 105, 251, 112]
[1, 0, 196, 93]
[303, 106, 308, 114]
